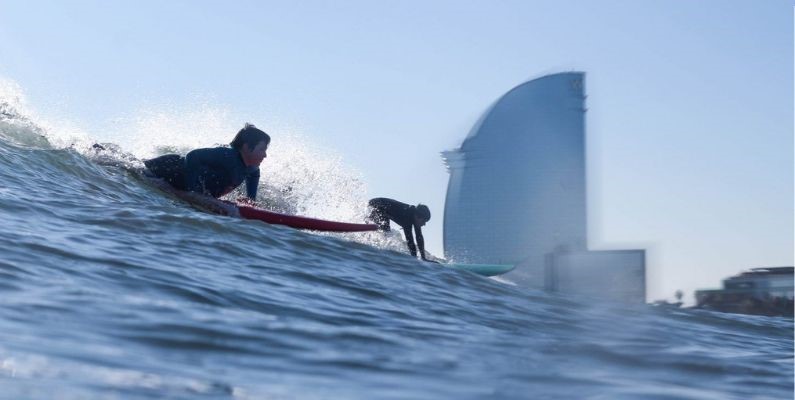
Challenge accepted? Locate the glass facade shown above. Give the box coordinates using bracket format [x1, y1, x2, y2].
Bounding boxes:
[442, 72, 646, 300]
[443, 72, 588, 284]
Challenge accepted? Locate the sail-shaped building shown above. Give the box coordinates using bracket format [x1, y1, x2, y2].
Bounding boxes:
[442, 72, 645, 302]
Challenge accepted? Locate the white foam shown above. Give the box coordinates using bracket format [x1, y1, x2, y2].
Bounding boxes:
[0, 82, 416, 254]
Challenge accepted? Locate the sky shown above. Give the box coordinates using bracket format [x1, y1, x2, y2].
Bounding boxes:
[0, 0, 792, 303]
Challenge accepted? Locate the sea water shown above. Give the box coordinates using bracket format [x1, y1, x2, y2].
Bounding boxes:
[0, 85, 792, 400]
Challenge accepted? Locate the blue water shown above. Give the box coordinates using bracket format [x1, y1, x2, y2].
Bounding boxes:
[0, 97, 792, 400]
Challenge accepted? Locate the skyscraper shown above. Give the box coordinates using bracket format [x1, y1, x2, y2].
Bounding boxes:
[442, 72, 645, 302]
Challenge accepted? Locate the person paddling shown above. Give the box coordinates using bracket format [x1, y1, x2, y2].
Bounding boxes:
[367, 197, 435, 262]
[143, 123, 270, 215]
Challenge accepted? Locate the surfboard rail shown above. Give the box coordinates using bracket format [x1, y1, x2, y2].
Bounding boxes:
[234, 202, 378, 232]
[137, 174, 377, 232]
[446, 263, 516, 277]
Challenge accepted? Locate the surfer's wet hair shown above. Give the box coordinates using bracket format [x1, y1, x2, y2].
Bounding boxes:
[415, 204, 431, 221]
[231, 123, 270, 151]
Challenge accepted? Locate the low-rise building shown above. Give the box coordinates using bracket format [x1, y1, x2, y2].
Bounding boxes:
[695, 267, 793, 316]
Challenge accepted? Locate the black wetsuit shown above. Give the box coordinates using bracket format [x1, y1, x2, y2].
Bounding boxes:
[368, 198, 426, 259]
[143, 147, 260, 199]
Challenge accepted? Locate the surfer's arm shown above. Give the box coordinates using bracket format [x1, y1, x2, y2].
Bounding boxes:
[172, 190, 240, 217]
[414, 225, 427, 260]
[144, 175, 239, 217]
[245, 168, 260, 200]
[403, 226, 417, 257]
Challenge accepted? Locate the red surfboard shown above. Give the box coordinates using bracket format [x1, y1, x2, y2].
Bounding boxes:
[138, 175, 372, 232]
[234, 202, 378, 232]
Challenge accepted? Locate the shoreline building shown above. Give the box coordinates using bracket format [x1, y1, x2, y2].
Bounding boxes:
[442, 72, 646, 303]
[695, 267, 794, 316]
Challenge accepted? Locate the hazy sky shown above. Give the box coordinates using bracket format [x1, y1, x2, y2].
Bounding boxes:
[0, 0, 792, 302]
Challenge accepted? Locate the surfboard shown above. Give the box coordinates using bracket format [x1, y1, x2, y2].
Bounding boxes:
[234, 202, 378, 232]
[137, 174, 377, 232]
[447, 263, 515, 277]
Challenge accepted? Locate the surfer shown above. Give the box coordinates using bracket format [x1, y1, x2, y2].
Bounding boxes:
[367, 198, 435, 262]
[142, 123, 270, 216]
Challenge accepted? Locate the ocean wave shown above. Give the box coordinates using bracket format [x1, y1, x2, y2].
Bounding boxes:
[0, 84, 791, 399]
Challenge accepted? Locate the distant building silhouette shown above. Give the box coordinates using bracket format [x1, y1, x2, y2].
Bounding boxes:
[442, 72, 645, 303]
[695, 267, 794, 316]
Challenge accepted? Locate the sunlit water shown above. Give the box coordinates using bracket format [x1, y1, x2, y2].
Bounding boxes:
[0, 83, 792, 399]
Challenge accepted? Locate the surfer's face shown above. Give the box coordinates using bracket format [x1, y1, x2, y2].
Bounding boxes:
[414, 215, 428, 227]
[242, 141, 269, 167]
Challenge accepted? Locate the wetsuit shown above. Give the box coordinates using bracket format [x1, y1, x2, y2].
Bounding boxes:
[368, 198, 426, 259]
[143, 147, 260, 199]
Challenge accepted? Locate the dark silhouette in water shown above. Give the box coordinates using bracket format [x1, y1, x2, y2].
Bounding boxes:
[367, 197, 434, 262]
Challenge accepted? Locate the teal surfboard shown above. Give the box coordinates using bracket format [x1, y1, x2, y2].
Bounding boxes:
[447, 263, 515, 277]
